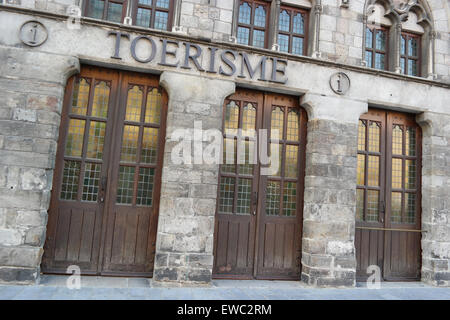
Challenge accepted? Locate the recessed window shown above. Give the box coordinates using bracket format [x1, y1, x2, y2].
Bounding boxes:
[237, 1, 270, 48]
[364, 26, 388, 70]
[277, 6, 307, 56]
[400, 32, 421, 77]
[84, 0, 173, 31]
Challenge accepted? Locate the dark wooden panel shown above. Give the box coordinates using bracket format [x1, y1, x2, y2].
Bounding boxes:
[42, 67, 167, 277]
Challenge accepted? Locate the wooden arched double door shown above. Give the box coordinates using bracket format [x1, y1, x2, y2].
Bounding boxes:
[355, 109, 422, 281]
[42, 66, 167, 276]
[213, 89, 307, 280]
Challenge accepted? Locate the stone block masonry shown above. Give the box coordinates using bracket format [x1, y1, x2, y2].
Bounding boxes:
[0, 45, 79, 284]
[152, 71, 235, 285]
[300, 93, 368, 287]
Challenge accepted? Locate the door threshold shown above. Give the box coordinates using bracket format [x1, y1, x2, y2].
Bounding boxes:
[39, 274, 152, 288]
[356, 281, 425, 288]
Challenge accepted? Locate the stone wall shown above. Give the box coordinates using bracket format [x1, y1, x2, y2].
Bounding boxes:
[179, 0, 233, 41]
[1, 0, 449, 82]
[153, 72, 235, 285]
[300, 94, 367, 287]
[0, 46, 78, 284]
[417, 112, 450, 286]
[0, 7, 448, 287]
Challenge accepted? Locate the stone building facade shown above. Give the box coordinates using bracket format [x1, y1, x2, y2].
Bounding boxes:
[0, 0, 449, 287]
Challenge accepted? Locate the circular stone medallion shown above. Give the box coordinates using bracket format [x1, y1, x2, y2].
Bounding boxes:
[329, 72, 351, 95]
[19, 21, 48, 47]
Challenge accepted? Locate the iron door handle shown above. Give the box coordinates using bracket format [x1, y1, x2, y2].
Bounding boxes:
[380, 200, 385, 223]
[99, 177, 108, 203]
[252, 191, 258, 216]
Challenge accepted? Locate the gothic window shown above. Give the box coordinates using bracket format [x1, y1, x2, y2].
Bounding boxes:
[237, 0, 270, 48]
[277, 6, 308, 55]
[84, 0, 174, 31]
[364, 26, 388, 70]
[400, 32, 421, 77]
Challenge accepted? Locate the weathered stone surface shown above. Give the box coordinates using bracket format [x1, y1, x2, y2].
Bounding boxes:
[153, 72, 235, 285]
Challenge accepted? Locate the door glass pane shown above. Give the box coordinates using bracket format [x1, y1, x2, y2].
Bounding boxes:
[357, 154, 365, 185]
[368, 122, 380, 152]
[358, 120, 366, 151]
[117, 166, 135, 204]
[254, 6, 266, 27]
[356, 189, 364, 221]
[285, 145, 298, 178]
[270, 143, 282, 177]
[107, 3, 123, 23]
[391, 192, 402, 223]
[219, 177, 235, 213]
[225, 101, 239, 135]
[60, 160, 81, 200]
[87, 121, 106, 159]
[242, 103, 256, 134]
[253, 30, 265, 48]
[405, 160, 416, 189]
[271, 107, 284, 139]
[405, 127, 416, 156]
[91, 81, 110, 118]
[406, 193, 416, 223]
[293, 13, 304, 34]
[136, 8, 151, 28]
[71, 78, 90, 116]
[125, 86, 143, 122]
[237, 27, 250, 45]
[65, 119, 85, 157]
[222, 138, 236, 173]
[141, 127, 159, 164]
[145, 88, 162, 124]
[287, 110, 299, 141]
[82, 163, 101, 202]
[238, 140, 255, 175]
[366, 190, 379, 222]
[238, 2, 251, 24]
[237, 178, 252, 215]
[121, 125, 140, 162]
[266, 181, 281, 216]
[367, 155, 379, 186]
[137, 167, 155, 206]
[283, 182, 297, 217]
[392, 125, 403, 155]
[392, 158, 402, 189]
[279, 10, 290, 32]
[154, 11, 169, 30]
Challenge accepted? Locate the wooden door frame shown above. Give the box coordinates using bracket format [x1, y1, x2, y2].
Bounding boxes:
[42, 66, 168, 277]
[212, 89, 306, 280]
[355, 108, 422, 282]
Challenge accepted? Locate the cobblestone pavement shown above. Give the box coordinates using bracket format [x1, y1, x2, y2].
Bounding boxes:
[0, 276, 448, 300]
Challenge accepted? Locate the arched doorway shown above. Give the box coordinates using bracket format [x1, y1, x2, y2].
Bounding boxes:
[41, 66, 168, 276]
[355, 108, 422, 281]
[212, 88, 307, 280]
